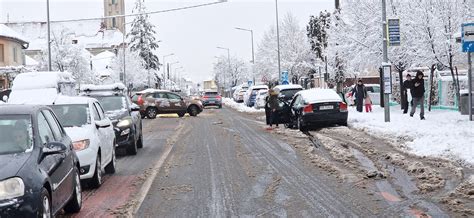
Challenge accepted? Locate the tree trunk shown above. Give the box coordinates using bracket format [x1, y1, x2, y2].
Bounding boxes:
[449, 64, 460, 111]
[428, 64, 436, 111]
[398, 68, 404, 110]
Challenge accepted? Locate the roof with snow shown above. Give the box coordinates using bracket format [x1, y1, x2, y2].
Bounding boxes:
[299, 89, 342, 104]
[0, 24, 29, 47]
[4, 21, 123, 51]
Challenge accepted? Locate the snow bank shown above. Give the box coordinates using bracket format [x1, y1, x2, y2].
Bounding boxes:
[223, 98, 264, 114]
[12, 71, 75, 90]
[349, 107, 474, 165]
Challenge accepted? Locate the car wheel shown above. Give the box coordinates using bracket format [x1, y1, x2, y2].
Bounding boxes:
[38, 187, 51, 217]
[64, 168, 82, 213]
[178, 112, 186, 117]
[89, 156, 102, 188]
[189, 106, 199, 116]
[105, 147, 116, 174]
[137, 132, 143, 149]
[126, 139, 138, 155]
[297, 116, 307, 132]
[146, 107, 158, 119]
[218, 104, 222, 109]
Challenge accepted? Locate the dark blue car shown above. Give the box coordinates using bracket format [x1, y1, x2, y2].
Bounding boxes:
[0, 105, 82, 217]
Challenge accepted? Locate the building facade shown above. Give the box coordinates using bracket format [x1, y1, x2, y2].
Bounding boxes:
[104, 0, 126, 33]
[0, 24, 29, 89]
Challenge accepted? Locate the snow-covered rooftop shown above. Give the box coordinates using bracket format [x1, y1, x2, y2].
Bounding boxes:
[0, 24, 29, 44]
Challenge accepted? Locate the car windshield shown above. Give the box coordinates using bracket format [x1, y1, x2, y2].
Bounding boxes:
[280, 89, 302, 101]
[0, 115, 33, 155]
[93, 96, 126, 112]
[51, 104, 89, 127]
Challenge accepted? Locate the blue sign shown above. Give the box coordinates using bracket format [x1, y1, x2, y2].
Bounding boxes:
[281, 71, 289, 84]
[462, 23, 474, 52]
[248, 80, 253, 86]
[388, 19, 400, 46]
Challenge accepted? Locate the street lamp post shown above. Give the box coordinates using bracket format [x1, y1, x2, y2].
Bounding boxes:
[275, 0, 282, 83]
[46, 0, 52, 71]
[217, 47, 230, 96]
[235, 27, 255, 84]
[168, 61, 179, 90]
[162, 53, 174, 89]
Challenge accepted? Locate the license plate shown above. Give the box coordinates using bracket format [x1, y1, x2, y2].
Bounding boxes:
[209, 101, 215, 103]
[319, 105, 334, 110]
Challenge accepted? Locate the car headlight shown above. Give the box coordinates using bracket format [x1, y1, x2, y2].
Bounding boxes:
[117, 119, 132, 128]
[0, 177, 25, 201]
[120, 128, 130, 136]
[73, 139, 90, 151]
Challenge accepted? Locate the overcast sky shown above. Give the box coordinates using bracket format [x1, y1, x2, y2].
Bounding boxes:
[0, 0, 334, 82]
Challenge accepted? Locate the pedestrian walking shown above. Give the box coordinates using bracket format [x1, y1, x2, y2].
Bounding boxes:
[364, 95, 372, 112]
[402, 74, 413, 114]
[265, 89, 280, 129]
[351, 79, 368, 112]
[410, 71, 426, 120]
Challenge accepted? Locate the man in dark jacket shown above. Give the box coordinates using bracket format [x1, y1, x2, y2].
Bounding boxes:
[402, 74, 413, 114]
[265, 89, 280, 128]
[410, 71, 425, 120]
[351, 80, 367, 112]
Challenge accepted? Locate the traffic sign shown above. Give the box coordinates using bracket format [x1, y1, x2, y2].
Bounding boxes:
[383, 64, 392, 94]
[280, 71, 289, 84]
[462, 23, 474, 52]
[388, 18, 400, 46]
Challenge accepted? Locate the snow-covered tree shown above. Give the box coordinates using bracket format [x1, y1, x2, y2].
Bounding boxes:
[255, 13, 316, 84]
[40, 29, 94, 84]
[307, 10, 331, 62]
[128, 0, 160, 73]
[109, 50, 149, 89]
[213, 55, 249, 88]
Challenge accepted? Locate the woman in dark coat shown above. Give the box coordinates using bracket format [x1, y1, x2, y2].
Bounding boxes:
[352, 80, 368, 112]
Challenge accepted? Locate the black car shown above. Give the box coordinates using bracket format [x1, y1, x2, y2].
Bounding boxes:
[0, 105, 82, 217]
[268, 89, 348, 131]
[81, 84, 143, 155]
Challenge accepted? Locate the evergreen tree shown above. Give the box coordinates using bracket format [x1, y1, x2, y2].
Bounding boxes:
[306, 11, 331, 61]
[128, 0, 160, 71]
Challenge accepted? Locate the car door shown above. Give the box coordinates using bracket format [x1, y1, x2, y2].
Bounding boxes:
[92, 102, 114, 165]
[167, 93, 186, 112]
[38, 110, 75, 209]
[291, 95, 304, 121]
[153, 92, 170, 112]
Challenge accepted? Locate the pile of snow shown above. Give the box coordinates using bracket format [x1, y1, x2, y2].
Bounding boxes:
[11, 71, 75, 90]
[299, 89, 342, 104]
[80, 83, 126, 92]
[223, 98, 264, 114]
[349, 106, 474, 165]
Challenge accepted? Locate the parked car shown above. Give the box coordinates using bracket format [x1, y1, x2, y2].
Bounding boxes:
[135, 90, 203, 119]
[232, 85, 248, 102]
[81, 83, 143, 155]
[276, 89, 348, 131]
[345, 84, 381, 105]
[254, 89, 268, 109]
[50, 96, 116, 188]
[0, 105, 82, 217]
[201, 91, 222, 108]
[273, 84, 303, 103]
[244, 85, 269, 107]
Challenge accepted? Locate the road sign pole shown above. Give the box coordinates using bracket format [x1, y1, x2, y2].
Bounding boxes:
[382, 0, 390, 122]
[469, 52, 473, 121]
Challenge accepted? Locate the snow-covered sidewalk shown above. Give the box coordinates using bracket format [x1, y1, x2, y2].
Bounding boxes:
[349, 106, 474, 165]
[222, 98, 265, 114]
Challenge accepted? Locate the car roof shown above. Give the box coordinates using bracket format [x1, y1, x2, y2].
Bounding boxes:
[250, 85, 269, 90]
[0, 104, 45, 115]
[136, 88, 167, 94]
[297, 89, 342, 104]
[53, 95, 96, 105]
[273, 84, 303, 91]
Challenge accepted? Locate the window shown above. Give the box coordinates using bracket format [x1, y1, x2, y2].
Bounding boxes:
[42, 110, 63, 141]
[91, 103, 100, 121]
[112, 17, 116, 28]
[93, 103, 105, 120]
[153, 92, 167, 99]
[38, 113, 55, 145]
[0, 44, 4, 62]
[13, 47, 18, 62]
[167, 93, 181, 100]
[112, 0, 116, 4]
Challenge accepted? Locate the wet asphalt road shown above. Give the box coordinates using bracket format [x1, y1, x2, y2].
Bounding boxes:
[136, 108, 395, 217]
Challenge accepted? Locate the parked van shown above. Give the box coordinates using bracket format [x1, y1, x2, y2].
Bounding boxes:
[8, 71, 76, 105]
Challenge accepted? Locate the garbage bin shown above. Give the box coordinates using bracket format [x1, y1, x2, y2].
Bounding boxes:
[460, 91, 470, 115]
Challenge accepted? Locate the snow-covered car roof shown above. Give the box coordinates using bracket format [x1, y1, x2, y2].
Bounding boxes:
[80, 83, 127, 92]
[135, 88, 166, 94]
[12, 71, 75, 90]
[298, 89, 342, 104]
[249, 85, 269, 90]
[53, 95, 96, 105]
[273, 84, 303, 91]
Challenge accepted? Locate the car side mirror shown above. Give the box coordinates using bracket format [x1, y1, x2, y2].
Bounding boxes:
[95, 119, 111, 129]
[43, 142, 67, 156]
[131, 103, 140, 112]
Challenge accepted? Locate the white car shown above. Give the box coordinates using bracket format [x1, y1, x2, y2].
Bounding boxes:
[273, 84, 303, 103]
[244, 85, 269, 107]
[254, 89, 268, 109]
[51, 96, 116, 188]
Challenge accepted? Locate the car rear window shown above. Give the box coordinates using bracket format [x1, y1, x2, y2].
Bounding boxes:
[280, 89, 302, 101]
[205, 92, 219, 96]
[92, 96, 126, 112]
[0, 115, 33, 155]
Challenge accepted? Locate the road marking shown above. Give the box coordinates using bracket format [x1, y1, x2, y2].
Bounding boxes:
[127, 119, 185, 217]
[380, 191, 401, 202]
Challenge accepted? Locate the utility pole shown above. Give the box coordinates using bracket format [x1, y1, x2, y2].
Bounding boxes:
[382, 0, 390, 122]
[275, 0, 281, 83]
[162, 53, 174, 90]
[46, 0, 52, 71]
[235, 27, 255, 85]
